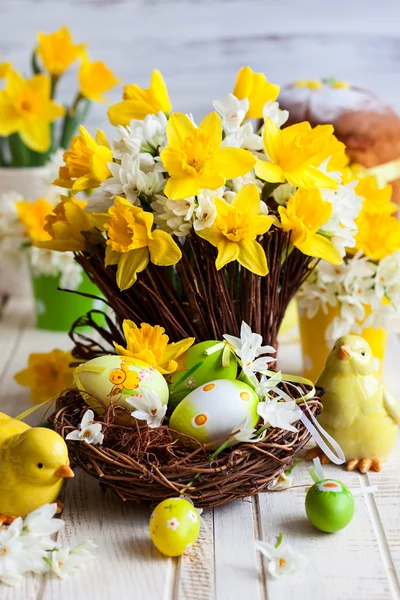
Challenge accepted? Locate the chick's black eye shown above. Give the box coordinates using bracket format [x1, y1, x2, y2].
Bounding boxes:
[361, 351, 366, 356]
[37, 463, 43, 469]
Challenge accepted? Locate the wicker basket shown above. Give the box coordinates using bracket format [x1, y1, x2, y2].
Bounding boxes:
[51, 385, 323, 509]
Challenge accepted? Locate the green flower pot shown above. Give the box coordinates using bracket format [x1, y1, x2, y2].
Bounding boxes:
[31, 270, 102, 332]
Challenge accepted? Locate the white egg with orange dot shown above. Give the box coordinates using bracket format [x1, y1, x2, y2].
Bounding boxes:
[169, 379, 260, 449]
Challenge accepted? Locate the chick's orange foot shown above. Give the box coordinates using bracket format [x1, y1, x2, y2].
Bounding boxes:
[346, 458, 383, 473]
[0, 514, 17, 526]
[306, 446, 331, 464]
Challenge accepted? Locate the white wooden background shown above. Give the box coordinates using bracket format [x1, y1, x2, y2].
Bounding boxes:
[2, 1, 400, 598]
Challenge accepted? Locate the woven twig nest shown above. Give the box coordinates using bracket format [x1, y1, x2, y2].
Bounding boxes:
[52, 385, 323, 509]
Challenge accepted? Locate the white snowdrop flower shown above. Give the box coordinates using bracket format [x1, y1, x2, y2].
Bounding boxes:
[151, 194, 194, 237]
[257, 397, 301, 433]
[113, 126, 142, 159]
[0, 518, 33, 587]
[320, 180, 363, 257]
[103, 155, 165, 204]
[66, 409, 104, 445]
[223, 122, 264, 151]
[224, 321, 276, 380]
[267, 471, 293, 491]
[50, 540, 97, 579]
[256, 539, 307, 578]
[194, 192, 217, 231]
[22, 503, 64, 538]
[58, 256, 84, 290]
[213, 93, 249, 133]
[230, 417, 265, 444]
[113, 111, 168, 158]
[84, 188, 116, 213]
[262, 100, 289, 128]
[127, 389, 167, 428]
[231, 171, 263, 193]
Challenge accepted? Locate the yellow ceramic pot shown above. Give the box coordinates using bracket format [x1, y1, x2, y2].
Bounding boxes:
[298, 304, 387, 383]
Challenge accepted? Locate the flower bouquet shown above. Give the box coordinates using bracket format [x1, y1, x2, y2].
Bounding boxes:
[298, 175, 400, 380]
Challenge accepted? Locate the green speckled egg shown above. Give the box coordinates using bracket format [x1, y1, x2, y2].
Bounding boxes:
[74, 355, 169, 422]
[167, 341, 237, 410]
[169, 379, 259, 449]
[150, 497, 200, 557]
[305, 479, 354, 533]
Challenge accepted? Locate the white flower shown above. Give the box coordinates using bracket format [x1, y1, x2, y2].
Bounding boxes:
[267, 471, 293, 491]
[113, 111, 168, 158]
[213, 93, 249, 133]
[151, 194, 194, 237]
[166, 518, 180, 530]
[127, 389, 167, 428]
[194, 191, 217, 231]
[103, 155, 165, 205]
[22, 503, 64, 538]
[223, 122, 264, 151]
[257, 397, 301, 433]
[0, 519, 32, 587]
[271, 183, 297, 205]
[230, 171, 263, 193]
[263, 100, 289, 128]
[50, 540, 97, 579]
[66, 409, 104, 445]
[256, 539, 307, 578]
[230, 417, 266, 444]
[224, 321, 276, 379]
[320, 180, 363, 257]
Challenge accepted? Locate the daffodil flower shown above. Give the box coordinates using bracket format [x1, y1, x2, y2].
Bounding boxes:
[255, 537, 307, 578]
[78, 54, 119, 102]
[0, 70, 65, 152]
[255, 118, 342, 189]
[15, 198, 53, 244]
[161, 112, 256, 200]
[355, 211, 400, 260]
[278, 188, 342, 265]
[127, 389, 167, 428]
[108, 69, 171, 125]
[257, 397, 302, 433]
[54, 125, 112, 192]
[0, 60, 11, 79]
[196, 184, 274, 276]
[36, 26, 85, 76]
[233, 66, 280, 119]
[114, 319, 194, 374]
[66, 409, 104, 445]
[104, 196, 182, 290]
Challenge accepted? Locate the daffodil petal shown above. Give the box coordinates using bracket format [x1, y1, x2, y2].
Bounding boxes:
[232, 183, 260, 215]
[164, 176, 201, 200]
[199, 112, 222, 154]
[105, 245, 120, 267]
[296, 233, 342, 265]
[150, 70, 172, 113]
[287, 166, 338, 189]
[20, 122, 51, 153]
[116, 248, 149, 290]
[166, 113, 196, 148]
[238, 240, 269, 276]
[148, 229, 182, 266]
[161, 337, 195, 366]
[215, 239, 240, 270]
[262, 118, 283, 164]
[212, 147, 256, 180]
[255, 160, 285, 183]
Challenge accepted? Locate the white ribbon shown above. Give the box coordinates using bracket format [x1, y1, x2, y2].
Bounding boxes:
[300, 401, 345, 465]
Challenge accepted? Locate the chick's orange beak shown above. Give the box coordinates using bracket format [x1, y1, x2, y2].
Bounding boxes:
[55, 464, 74, 478]
[337, 345, 351, 360]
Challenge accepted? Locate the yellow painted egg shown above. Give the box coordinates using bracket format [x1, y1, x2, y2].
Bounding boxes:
[149, 497, 201, 557]
[169, 379, 259, 449]
[74, 355, 169, 421]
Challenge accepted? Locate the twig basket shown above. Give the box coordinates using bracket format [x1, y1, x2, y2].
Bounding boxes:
[52, 385, 323, 509]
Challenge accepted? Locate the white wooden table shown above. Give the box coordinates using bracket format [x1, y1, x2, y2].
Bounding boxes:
[1, 297, 400, 600]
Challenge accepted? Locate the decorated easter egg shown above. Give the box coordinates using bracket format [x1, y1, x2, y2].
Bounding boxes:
[168, 341, 237, 410]
[149, 497, 201, 556]
[74, 355, 169, 419]
[169, 379, 259, 448]
[305, 479, 355, 533]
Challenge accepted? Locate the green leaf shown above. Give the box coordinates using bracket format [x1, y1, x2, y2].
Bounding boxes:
[60, 98, 91, 149]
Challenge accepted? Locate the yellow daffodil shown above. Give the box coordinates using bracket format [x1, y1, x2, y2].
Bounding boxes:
[36, 196, 105, 253]
[14, 349, 74, 404]
[78, 54, 119, 102]
[108, 69, 171, 125]
[0, 61, 11, 79]
[233, 66, 280, 119]
[356, 176, 397, 215]
[16, 198, 54, 243]
[355, 212, 400, 260]
[255, 119, 343, 189]
[196, 184, 274, 275]
[161, 112, 256, 200]
[104, 196, 182, 290]
[114, 320, 194, 375]
[0, 71, 65, 152]
[278, 188, 342, 264]
[36, 26, 85, 76]
[54, 125, 112, 192]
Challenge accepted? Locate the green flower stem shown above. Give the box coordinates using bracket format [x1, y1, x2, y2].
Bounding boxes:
[0, 138, 7, 167]
[31, 51, 42, 75]
[60, 96, 91, 149]
[8, 133, 31, 167]
[275, 533, 283, 548]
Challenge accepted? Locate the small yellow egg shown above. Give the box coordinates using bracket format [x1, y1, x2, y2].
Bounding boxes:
[149, 497, 200, 557]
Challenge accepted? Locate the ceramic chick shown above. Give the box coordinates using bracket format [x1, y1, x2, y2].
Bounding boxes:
[307, 335, 400, 472]
[0, 412, 74, 522]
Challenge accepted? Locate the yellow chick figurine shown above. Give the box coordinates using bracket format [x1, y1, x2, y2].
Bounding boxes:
[307, 335, 400, 472]
[0, 412, 74, 522]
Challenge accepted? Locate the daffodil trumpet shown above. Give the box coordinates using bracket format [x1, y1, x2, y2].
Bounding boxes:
[0, 26, 118, 166]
